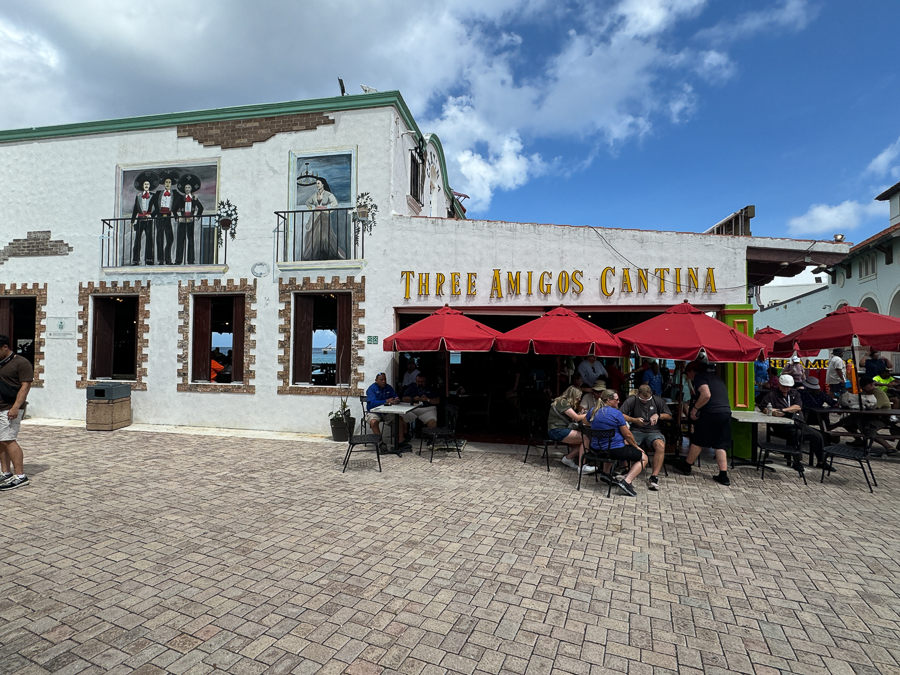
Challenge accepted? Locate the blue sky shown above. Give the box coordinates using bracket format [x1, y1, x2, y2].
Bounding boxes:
[1, 0, 897, 245]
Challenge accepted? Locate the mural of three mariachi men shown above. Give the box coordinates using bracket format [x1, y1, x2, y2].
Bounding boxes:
[130, 170, 204, 265]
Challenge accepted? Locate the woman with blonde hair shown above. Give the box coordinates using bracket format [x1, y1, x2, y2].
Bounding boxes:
[548, 385, 596, 475]
[588, 389, 648, 496]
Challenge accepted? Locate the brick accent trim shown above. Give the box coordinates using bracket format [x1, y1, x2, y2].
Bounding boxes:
[177, 279, 257, 394]
[177, 112, 335, 149]
[278, 276, 366, 396]
[0, 283, 47, 387]
[0, 231, 72, 266]
[77, 281, 150, 391]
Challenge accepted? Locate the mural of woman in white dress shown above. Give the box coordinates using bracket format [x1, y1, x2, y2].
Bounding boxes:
[302, 177, 343, 260]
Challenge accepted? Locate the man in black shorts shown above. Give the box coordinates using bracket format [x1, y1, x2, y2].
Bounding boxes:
[673, 360, 732, 485]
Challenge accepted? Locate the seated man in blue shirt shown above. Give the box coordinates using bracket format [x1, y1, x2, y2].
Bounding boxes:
[366, 372, 401, 453]
[401, 373, 440, 442]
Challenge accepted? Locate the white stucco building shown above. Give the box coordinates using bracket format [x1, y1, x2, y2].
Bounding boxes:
[757, 181, 900, 343]
[0, 91, 849, 434]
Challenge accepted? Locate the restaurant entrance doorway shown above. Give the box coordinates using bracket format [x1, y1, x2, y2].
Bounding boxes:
[392, 307, 664, 444]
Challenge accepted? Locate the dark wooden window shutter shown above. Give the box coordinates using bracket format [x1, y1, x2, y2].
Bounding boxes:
[0, 299, 11, 342]
[231, 295, 245, 382]
[336, 294, 352, 385]
[192, 296, 212, 381]
[91, 297, 115, 379]
[293, 295, 314, 383]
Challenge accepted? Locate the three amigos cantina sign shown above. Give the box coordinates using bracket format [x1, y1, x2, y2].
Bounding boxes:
[400, 267, 720, 300]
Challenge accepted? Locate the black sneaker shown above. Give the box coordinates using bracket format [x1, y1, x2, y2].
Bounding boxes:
[648, 475, 660, 491]
[616, 479, 637, 497]
[672, 458, 692, 475]
[713, 473, 730, 486]
[597, 473, 613, 485]
[0, 475, 29, 491]
[817, 462, 837, 472]
[0, 472, 12, 483]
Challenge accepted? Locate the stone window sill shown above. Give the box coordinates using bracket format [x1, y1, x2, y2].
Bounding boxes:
[177, 383, 256, 394]
[104, 265, 229, 275]
[276, 260, 365, 273]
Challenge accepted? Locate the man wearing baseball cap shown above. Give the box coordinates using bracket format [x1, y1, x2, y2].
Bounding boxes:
[758, 373, 829, 471]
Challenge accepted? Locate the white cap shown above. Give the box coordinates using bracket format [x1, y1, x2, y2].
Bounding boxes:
[779, 374, 794, 387]
[791, 355, 801, 362]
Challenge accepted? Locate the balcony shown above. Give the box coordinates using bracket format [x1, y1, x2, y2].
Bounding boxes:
[274, 208, 364, 270]
[101, 215, 227, 270]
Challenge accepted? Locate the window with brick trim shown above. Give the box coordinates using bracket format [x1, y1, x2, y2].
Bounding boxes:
[91, 296, 138, 380]
[0, 297, 37, 366]
[292, 293, 351, 386]
[192, 295, 245, 383]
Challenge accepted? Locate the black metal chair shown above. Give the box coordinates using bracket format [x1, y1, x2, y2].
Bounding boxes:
[523, 411, 554, 472]
[359, 394, 393, 446]
[757, 419, 807, 485]
[821, 442, 877, 492]
[579, 427, 617, 494]
[418, 404, 462, 462]
[341, 413, 382, 473]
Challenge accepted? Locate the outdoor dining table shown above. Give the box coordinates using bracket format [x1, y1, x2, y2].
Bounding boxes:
[730, 410, 795, 467]
[370, 402, 421, 456]
[808, 407, 900, 451]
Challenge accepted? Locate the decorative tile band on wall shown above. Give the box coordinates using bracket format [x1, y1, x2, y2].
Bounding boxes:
[177, 112, 335, 149]
[0, 231, 72, 266]
[177, 278, 257, 394]
[76, 281, 150, 391]
[278, 275, 366, 397]
[0, 283, 47, 387]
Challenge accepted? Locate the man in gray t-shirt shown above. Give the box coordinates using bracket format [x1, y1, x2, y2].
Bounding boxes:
[620, 384, 672, 491]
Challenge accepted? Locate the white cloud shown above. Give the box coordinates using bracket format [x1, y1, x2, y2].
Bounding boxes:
[695, 50, 735, 83]
[0, 0, 813, 212]
[866, 135, 900, 180]
[668, 83, 696, 122]
[697, 0, 816, 43]
[788, 200, 886, 236]
[0, 17, 87, 129]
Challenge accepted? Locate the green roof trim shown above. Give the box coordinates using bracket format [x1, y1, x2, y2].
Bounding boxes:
[0, 88, 465, 218]
[0, 90, 411, 142]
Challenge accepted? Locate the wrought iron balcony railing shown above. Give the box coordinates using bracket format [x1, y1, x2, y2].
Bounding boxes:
[274, 208, 363, 264]
[100, 215, 225, 268]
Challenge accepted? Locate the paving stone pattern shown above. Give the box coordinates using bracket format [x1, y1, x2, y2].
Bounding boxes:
[2, 425, 900, 674]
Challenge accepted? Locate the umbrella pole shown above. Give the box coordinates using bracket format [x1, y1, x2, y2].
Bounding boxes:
[852, 343, 863, 411]
[445, 350, 450, 398]
[556, 355, 561, 397]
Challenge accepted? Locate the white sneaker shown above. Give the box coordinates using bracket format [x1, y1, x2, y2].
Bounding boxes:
[580, 465, 597, 475]
[561, 457, 577, 470]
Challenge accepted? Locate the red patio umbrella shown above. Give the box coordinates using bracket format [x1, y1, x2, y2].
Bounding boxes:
[617, 301, 765, 362]
[383, 306, 501, 396]
[753, 326, 817, 359]
[382, 305, 501, 352]
[773, 306, 900, 353]
[494, 307, 626, 356]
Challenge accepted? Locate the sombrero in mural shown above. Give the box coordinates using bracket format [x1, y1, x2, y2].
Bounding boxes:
[134, 170, 160, 191]
[158, 168, 181, 184]
[177, 174, 201, 193]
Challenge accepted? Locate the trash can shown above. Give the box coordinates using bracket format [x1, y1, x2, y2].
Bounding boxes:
[86, 383, 132, 431]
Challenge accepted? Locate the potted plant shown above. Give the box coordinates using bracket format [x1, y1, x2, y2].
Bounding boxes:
[328, 392, 355, 442]
[216, 200, 239, 247]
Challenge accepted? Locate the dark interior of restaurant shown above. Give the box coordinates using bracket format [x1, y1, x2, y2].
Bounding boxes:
[392, 309, 667, 442]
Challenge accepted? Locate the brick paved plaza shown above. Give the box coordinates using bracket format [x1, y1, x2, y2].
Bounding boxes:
[2, 423, 900, 675]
